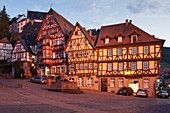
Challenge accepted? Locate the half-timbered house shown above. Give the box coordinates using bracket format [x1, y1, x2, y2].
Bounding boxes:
[96, 19, 165, 97]
[35, 8, 74, 77]
[65, 22, 98, 90]
[11, 38, 37, 77]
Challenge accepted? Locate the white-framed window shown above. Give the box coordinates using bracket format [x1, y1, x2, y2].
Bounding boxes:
[87, 78, 93, 86]
[132, 62, 136, 70]
[69, 78, 74, 82]
[84, 63, 88, 69]
[82, 40, 85, 44]
[78, 31, 81, 35]
[119, 63, 123, 71]
[110, 79, 115, 87]
[132, 47, 137, 54]
[80, 63, 84, 69]
[79, 51, 82, 57]
[144, 79, 149, 88]
[72, 41, 75, 45]
[108, 63, 112, 71]
[76, 64, 79, 69]
[105, 38, 110, 44]
[82, 51, 86, 56]
[118, 37, 122, 42]
[144, 46, 148, 54]
[119, 78, 123, 87]
[78, 78, 83, 86]
[131, 35, 137, 43]
[118, 48, 122, 55]
[144, 62, 148, 70]
[89, 63, 93, 69]
[108, 49, 112, 56]
[52, 66, 56, 73]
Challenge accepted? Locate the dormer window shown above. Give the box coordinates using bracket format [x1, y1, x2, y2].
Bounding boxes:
[131, 35, 137, 43]
[118, 37, 122, 42]
[105, 38, 110, 44]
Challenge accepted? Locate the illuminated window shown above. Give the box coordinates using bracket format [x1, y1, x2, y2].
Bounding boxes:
[105, 38, 109, 44]
[132, 47, 137, 54]
[132, 62, 136, 70]
[89, 63, 93, 69]
[119, 78, 123, 87]
[87, 51, 91, 56]
[110, 79, 115, 87]
[78, 31, 81, 35]
[144, 62, 148, 70]
[144, 79, 149, 88]
[108, 63, 112, 71]
[69, 78, 74, 82]
[52, 67, 56, 73]
[82, 40, 85, 44]
[118, 37, 122, 42]
[144, 46, 148, 54]
[72, 41, 75, 45]
[118, 49, 122, 55]
[108, 49, 112, 56]
[119, 63, 123, 71]
[78, 78, 83, 86]
[84, 63, 88, 69]
[94, 63, 97, 69]
[87, 78, 93, 86]
[76, 64, 79, 69]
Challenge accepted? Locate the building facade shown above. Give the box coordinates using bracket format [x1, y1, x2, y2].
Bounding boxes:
[0, 37, 13, 61]
[35, 8, 74, 77]
[65, 22, 98, 90]
[95, 20, 165, 97]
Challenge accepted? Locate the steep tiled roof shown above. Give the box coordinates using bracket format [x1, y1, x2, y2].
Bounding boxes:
[65, 22, 95, 50]
[96, 21, 165, 47]
[19, 38, 34, 54]
[27, 10, 47, 20]
[0, 37, 10, 43]
[51, 8, 74, 37]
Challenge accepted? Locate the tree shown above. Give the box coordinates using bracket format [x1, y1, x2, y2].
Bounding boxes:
[0, 6, 10, 39]
[30, 65, 37, 77]
[13, 59, 25, 78]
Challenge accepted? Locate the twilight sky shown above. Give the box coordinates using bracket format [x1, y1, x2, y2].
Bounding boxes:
[0, 0, 170, 47]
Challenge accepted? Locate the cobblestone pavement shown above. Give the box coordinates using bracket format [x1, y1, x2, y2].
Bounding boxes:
[0, 77, 170, 113]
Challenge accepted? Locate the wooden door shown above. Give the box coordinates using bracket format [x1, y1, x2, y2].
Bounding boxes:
[101, 78, 107, 92]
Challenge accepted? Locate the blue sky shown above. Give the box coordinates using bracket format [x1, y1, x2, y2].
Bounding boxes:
[0, 0, 170, 47]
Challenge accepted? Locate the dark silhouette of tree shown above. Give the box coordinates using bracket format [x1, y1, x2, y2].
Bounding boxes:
[0, 6, 10, 39]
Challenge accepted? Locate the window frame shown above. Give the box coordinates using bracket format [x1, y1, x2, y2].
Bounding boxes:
[87, 78, 93, 86]
[143, 79, 149, 89]
[110, 78, 115, 87]
[144, 46, 148, 54]
[132, 62, 136, 70]
[105, 38, 110, 44]
[119, 78, 124, 88]
[132, 47, 137, 55]
[143, 62, 148, 70]
[118, 37, 122, 43]
[118, 48, 122, 56]
[119, 63, 123, 71]
[108, 49, 112, 56]
[108, 63, 112, 71]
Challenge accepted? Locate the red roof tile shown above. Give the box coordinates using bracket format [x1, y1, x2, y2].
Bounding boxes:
[0, 37, 10, 43]
[96, 22, 165, 47]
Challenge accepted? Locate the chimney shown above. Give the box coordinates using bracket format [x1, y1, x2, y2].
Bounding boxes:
[126, 19, 128, 25]
[89, 29, 92, 36]
[129, 20, 132, 24]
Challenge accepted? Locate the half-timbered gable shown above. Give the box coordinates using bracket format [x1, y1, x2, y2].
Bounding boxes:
[96, 19, 165, 97]
[65, 22, 98, 89]
[35, 8, 74, 76]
